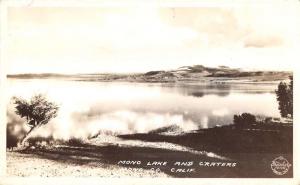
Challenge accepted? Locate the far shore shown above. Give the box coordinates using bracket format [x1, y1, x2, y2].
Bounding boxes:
[7, 65, 292, 84]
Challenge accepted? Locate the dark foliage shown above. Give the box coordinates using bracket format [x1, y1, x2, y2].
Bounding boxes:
[275, 76, 293, 117]
[6, 125, 18, 149]
[233, 113, 256, 128]
[12, 94, 59, 144]
[66, 137, 85, 146]
[144, 71, 164, 76]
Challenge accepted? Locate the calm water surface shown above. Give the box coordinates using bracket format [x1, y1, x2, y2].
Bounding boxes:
[7, 79, 280, 138]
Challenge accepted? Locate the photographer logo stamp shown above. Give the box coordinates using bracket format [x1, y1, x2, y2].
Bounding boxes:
[271, 156, 291, 175]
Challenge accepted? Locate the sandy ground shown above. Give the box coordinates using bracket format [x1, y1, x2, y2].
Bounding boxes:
[7, 135, 228, 177]
[7, 152, 169, 177]
[6, 136, 176, 177]
[7, 136, 171, 177]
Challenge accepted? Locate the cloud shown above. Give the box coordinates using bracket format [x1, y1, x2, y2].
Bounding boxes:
[7, 6, 300, 73]
[243, 34, 284, 48]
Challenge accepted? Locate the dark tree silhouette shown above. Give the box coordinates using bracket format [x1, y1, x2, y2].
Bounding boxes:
[13, 94, 59, 144]
[233, 113, 256, 128]
[288, 76, 293, 116]
[275, 76, 293, 118]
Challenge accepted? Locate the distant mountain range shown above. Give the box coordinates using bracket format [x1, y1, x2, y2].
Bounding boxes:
[7, 65, 292, 83]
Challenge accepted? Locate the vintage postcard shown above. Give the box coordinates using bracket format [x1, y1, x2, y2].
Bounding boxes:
[0, 0, 299, 184]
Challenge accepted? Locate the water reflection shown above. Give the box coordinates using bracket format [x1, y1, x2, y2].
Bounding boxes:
[160, 83, 276, 98]
[190, 92, 205, 98]
[7, 79, 280, 139]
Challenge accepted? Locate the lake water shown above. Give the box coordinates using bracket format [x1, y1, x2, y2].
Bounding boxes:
[7, 79, 280, 139]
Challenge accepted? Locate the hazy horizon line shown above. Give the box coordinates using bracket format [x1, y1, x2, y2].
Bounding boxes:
[6, 64, 293, 76]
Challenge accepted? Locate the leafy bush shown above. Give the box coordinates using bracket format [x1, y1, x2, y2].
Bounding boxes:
[233, 113, 256, 128]
[66, 137, 85, 146]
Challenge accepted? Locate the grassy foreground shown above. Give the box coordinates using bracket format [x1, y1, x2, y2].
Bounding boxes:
[7, 120, 292, 178]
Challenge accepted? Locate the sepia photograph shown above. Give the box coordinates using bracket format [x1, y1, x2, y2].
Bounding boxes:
[1, 0, 299, 182]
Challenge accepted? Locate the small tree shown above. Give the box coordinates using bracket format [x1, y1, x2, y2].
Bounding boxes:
[12, 94, 59, 144]
[275, 76, 293, 118]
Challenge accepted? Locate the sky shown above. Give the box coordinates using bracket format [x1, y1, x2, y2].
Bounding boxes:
[6, 4, 300, 74]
